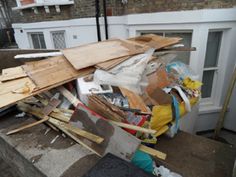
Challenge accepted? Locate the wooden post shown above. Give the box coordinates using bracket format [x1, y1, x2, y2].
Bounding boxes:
[214, 67, 236, 139]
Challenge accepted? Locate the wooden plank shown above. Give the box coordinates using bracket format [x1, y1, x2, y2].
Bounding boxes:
[139, 144, 166, 160]
[50, 112, 71, 123]
[129, 34, 182, 50]
[109, 120, 156, 134]
[6, 116, 49, 135]
[0, 77, 36, 108]
[95, 56, 130, 70]
[62, 123, 104, 144]
[1, 66, 27, 82]
[23, 55, 95, 91]
[119, 87, 150, 113]
[62, 39, 148, 70]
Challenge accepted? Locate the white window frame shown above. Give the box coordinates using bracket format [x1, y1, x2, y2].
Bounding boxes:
[28, 32, 46, 49]
[132, 22, 233, 113]
[13, 0, 74, 10]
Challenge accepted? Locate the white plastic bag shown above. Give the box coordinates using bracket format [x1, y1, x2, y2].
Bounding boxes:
[93, 49, 155, 94]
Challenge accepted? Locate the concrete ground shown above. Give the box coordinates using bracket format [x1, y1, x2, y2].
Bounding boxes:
[0, 158, 20, 177]
[0, 127, 236, 177]
[199, 129, 236, 147]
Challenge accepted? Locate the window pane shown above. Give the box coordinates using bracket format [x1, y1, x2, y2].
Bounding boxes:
[52, 31, 66, 49]
[31, 34, 41, 49]
[201, 70, 215, 98]
[204, 31, 222, 68]
[165, 32, 192, 65]
[31, 33, 46, 49]
[39, 33, 46, 49]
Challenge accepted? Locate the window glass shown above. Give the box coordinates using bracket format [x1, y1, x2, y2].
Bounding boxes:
[31, 33, 41, 49]
[30, 33, 46, 49]
[52, 31, 66, 49]
[141, 31, 192, 64]
[165, 32, 192, 64]
[39, 33, 46, 49]
[204, 31, 222, 68]
[201, 70, 215, 98]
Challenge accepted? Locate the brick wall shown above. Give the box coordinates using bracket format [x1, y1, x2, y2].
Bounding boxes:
[7, 0, 236, 23]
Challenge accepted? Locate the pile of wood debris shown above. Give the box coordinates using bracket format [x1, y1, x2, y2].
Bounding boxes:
[0, 34, 200, 163]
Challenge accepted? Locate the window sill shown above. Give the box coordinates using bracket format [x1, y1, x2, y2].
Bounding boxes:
[12, 1, 74, 11]
[199, 101, 222, 115]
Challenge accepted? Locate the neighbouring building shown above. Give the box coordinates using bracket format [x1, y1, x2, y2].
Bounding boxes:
[0, 0, 16, 48]
[6, 0, 236, 133]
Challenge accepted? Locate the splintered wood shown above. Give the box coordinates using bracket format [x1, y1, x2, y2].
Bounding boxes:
[62, 39, 148, 70]
[88, 94, 126, 122]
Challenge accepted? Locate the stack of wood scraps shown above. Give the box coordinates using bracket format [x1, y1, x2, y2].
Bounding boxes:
[1, 34, 202, 167]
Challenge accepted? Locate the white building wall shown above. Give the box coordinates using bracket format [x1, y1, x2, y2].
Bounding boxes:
[12, 8, 236, 133]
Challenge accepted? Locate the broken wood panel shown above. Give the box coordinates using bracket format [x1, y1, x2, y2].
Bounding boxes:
[62, 39, 148, 70]
[1, 66, 27, 82]
[119, 87, 150, 113]
[23, 56, 95, 91]
[129, 34, 182, 50]
[88, 95, 125, 122]
[70, 103, 141, 160]
[0, 77, 36, 108]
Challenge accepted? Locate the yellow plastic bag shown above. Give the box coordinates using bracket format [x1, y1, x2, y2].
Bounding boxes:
[150, 97, 199, 137]
[183, 77, 202, 90]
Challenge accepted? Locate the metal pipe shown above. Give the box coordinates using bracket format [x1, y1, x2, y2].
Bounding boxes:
[95, 0, 101, 41]
[103, 0, 108, 40]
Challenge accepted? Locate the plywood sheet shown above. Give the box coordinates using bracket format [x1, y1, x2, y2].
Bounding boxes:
[62, 39, 148, 70]
[95, 56, 131, 70]
[23, 55, 95, 91]
[1, 66, 27, 82]
[119, 87, 149, 113]
[0, 56, 94, 109]
[0, 77, 36, 108]
[129, 34, 182, 50]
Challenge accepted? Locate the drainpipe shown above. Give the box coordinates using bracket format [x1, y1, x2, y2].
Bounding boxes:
[95, 0, 101, 42]
[103, 0, 108, 40]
